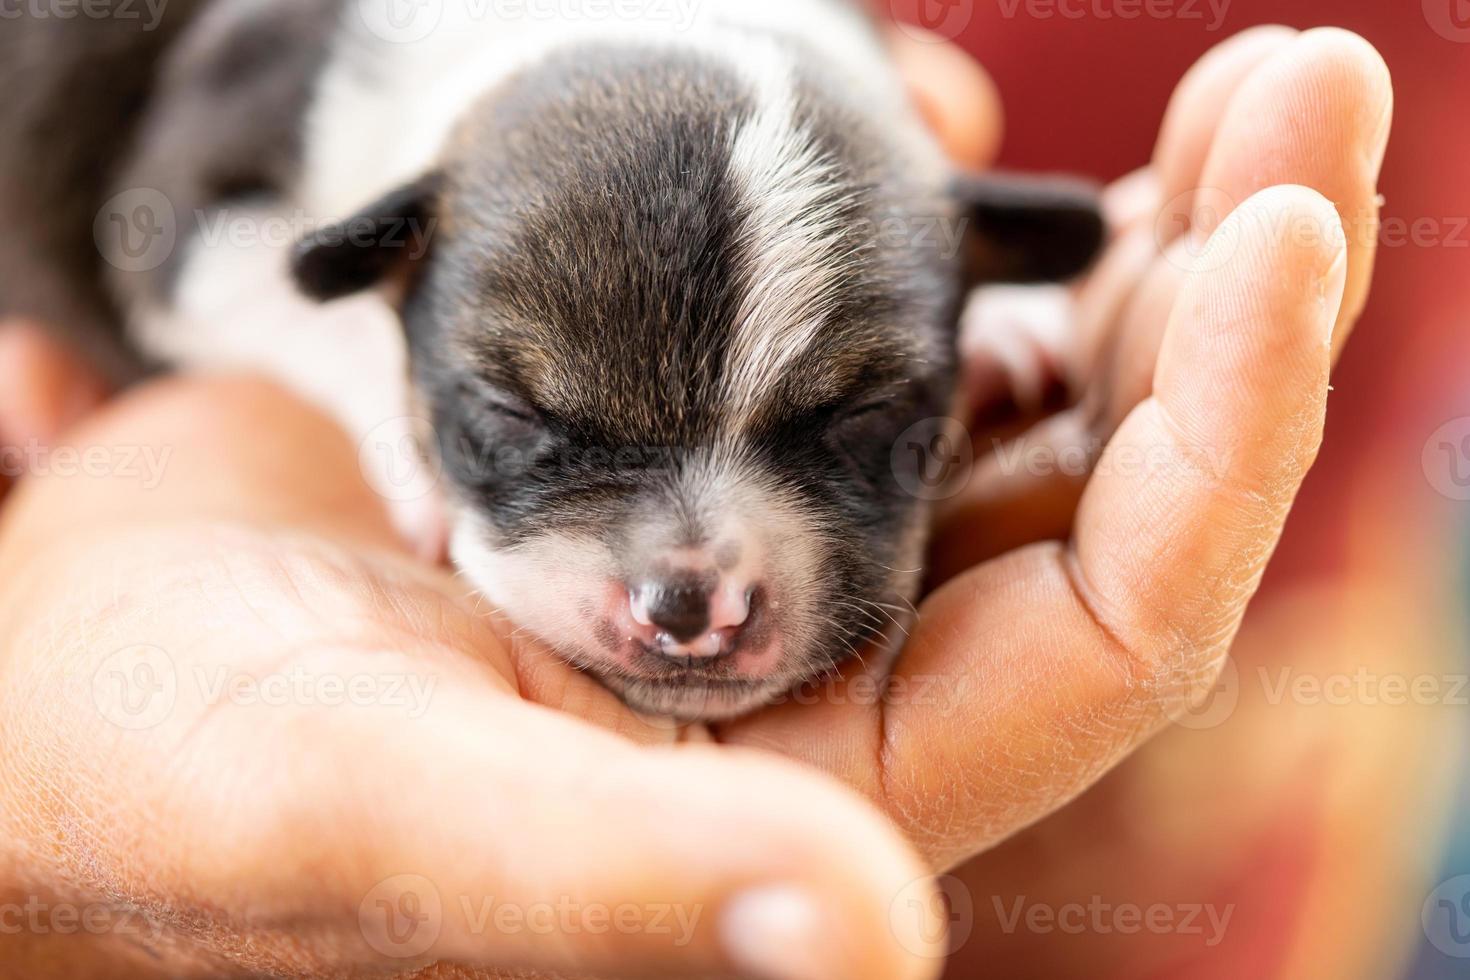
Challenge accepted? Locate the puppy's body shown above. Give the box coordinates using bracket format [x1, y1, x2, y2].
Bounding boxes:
[2, 0, 1103, 719]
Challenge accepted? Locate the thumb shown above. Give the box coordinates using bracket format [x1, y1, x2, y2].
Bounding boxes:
[0, 319, 108, 448]
[244, 688, 949, 980]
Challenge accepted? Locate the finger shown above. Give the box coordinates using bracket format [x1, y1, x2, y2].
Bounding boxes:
[24, 586, 945, 980]
[940, 30, 1392, 575]
[334, 697, 946, 980]
[0, 378, 945, 979]
[1090, 28, 1391, 445]
[1100, 166, 1160, 234]
[1153, 25, 1299, 241]
[733, 186, 1347, 870]
[1067, 184, 1345, 702]
[1192, 28, 1392, 358]
[1077, 25, 1297, 382]
[887, 26, 1003, 170]
[0, 320, 109, 495]
[0, 375, 401, 559]
[943, 28, 1306, 571]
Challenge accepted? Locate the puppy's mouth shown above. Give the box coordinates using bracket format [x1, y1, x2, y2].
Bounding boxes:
[584, 668, 792, 722]
[571, 582, 793, 720]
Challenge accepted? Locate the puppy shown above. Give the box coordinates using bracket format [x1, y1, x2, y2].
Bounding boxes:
[1, 0, 1103, 719]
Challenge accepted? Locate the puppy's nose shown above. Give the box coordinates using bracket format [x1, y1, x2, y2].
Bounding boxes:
[630, 572, 751, 647]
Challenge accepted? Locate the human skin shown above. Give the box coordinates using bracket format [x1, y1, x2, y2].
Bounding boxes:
[0, 25, 1388, 980]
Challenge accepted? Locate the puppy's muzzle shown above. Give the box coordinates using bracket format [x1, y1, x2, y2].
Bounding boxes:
[628, 567, 757, 663]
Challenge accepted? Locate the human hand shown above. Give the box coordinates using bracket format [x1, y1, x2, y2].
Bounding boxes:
[0, 378, 948, 980]
[931, 25, 1390, 574]
[0, 320, 107, 500]
[905, 25, 1399, 978]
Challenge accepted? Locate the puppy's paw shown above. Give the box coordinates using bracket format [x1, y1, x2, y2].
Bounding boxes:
[958, 284, 1075, 426]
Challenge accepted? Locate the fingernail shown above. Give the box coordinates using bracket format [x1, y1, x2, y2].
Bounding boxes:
[721, 885, 829, 980]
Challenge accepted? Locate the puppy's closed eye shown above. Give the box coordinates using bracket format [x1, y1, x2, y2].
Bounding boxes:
[465, 383, 544, 427]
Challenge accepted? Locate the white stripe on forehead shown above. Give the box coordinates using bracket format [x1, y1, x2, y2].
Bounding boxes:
[718, 41, 852, 434]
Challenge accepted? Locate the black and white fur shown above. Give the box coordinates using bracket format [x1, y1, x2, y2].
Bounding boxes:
[0, 0, 1103, 719]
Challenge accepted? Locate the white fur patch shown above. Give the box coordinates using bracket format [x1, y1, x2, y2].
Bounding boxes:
[298, 0, 915, 221]
[717, 43, 851, 433]
[128, 203, 440, 544]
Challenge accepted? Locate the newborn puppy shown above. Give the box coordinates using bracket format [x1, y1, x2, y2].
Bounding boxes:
[6, 0, 1103, 719]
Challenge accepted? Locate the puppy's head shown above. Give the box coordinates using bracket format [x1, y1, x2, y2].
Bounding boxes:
[293, 44, 1102, 720]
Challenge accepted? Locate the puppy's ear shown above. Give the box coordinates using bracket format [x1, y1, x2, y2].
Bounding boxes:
[955, 172, 1105, 287]
[291, 173, 442, 302]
